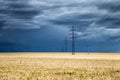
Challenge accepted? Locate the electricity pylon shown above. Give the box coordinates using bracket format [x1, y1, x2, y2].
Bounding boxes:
[70, 26, 76, 55]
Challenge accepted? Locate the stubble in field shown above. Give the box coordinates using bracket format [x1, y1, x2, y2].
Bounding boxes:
[0, 53, 120, 80]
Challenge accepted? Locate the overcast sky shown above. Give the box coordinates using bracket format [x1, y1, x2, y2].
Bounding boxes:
[0, 0, 120, 52]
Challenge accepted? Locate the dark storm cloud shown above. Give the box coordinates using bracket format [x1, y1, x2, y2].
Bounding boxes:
[7, 3, 41, 19]
[0, 20, 5, 28]
[0, 0, 41, 29]
[94, 0, 120, 29]
[1, 0, 120, 39]
[96, 16, 120, 28]
[0, 0, 120, 52]
[97, 1, 120, 13]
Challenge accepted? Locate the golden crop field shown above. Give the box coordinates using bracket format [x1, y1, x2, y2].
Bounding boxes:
[0, 52, 120, 80]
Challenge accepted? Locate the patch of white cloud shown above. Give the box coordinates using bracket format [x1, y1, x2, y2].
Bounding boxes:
[78, 23, 120, 41]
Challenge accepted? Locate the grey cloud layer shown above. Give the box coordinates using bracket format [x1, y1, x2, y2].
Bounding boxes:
[0, 0, 41, 29]
[0, 0, 120, 41]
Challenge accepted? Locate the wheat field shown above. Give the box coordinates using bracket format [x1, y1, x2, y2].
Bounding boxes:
[0, 52, 120, 80]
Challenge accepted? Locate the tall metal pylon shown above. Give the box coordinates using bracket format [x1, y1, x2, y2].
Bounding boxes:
[70, 26, 76, 55]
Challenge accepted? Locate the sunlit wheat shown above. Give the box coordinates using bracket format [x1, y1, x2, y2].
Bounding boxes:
[0, 53, 120, 80]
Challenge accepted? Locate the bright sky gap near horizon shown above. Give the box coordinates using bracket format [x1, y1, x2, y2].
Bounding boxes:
[0, 0, 120, 52]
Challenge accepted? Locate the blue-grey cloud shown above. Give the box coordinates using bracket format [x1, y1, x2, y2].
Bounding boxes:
[0, 0, 120, 52]
[0, 0, 42, 29]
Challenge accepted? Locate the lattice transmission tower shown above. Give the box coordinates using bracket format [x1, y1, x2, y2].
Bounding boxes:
[70, 26, 76, 55]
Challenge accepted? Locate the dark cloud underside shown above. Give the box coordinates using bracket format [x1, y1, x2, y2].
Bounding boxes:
[0, 0, 120, 52]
